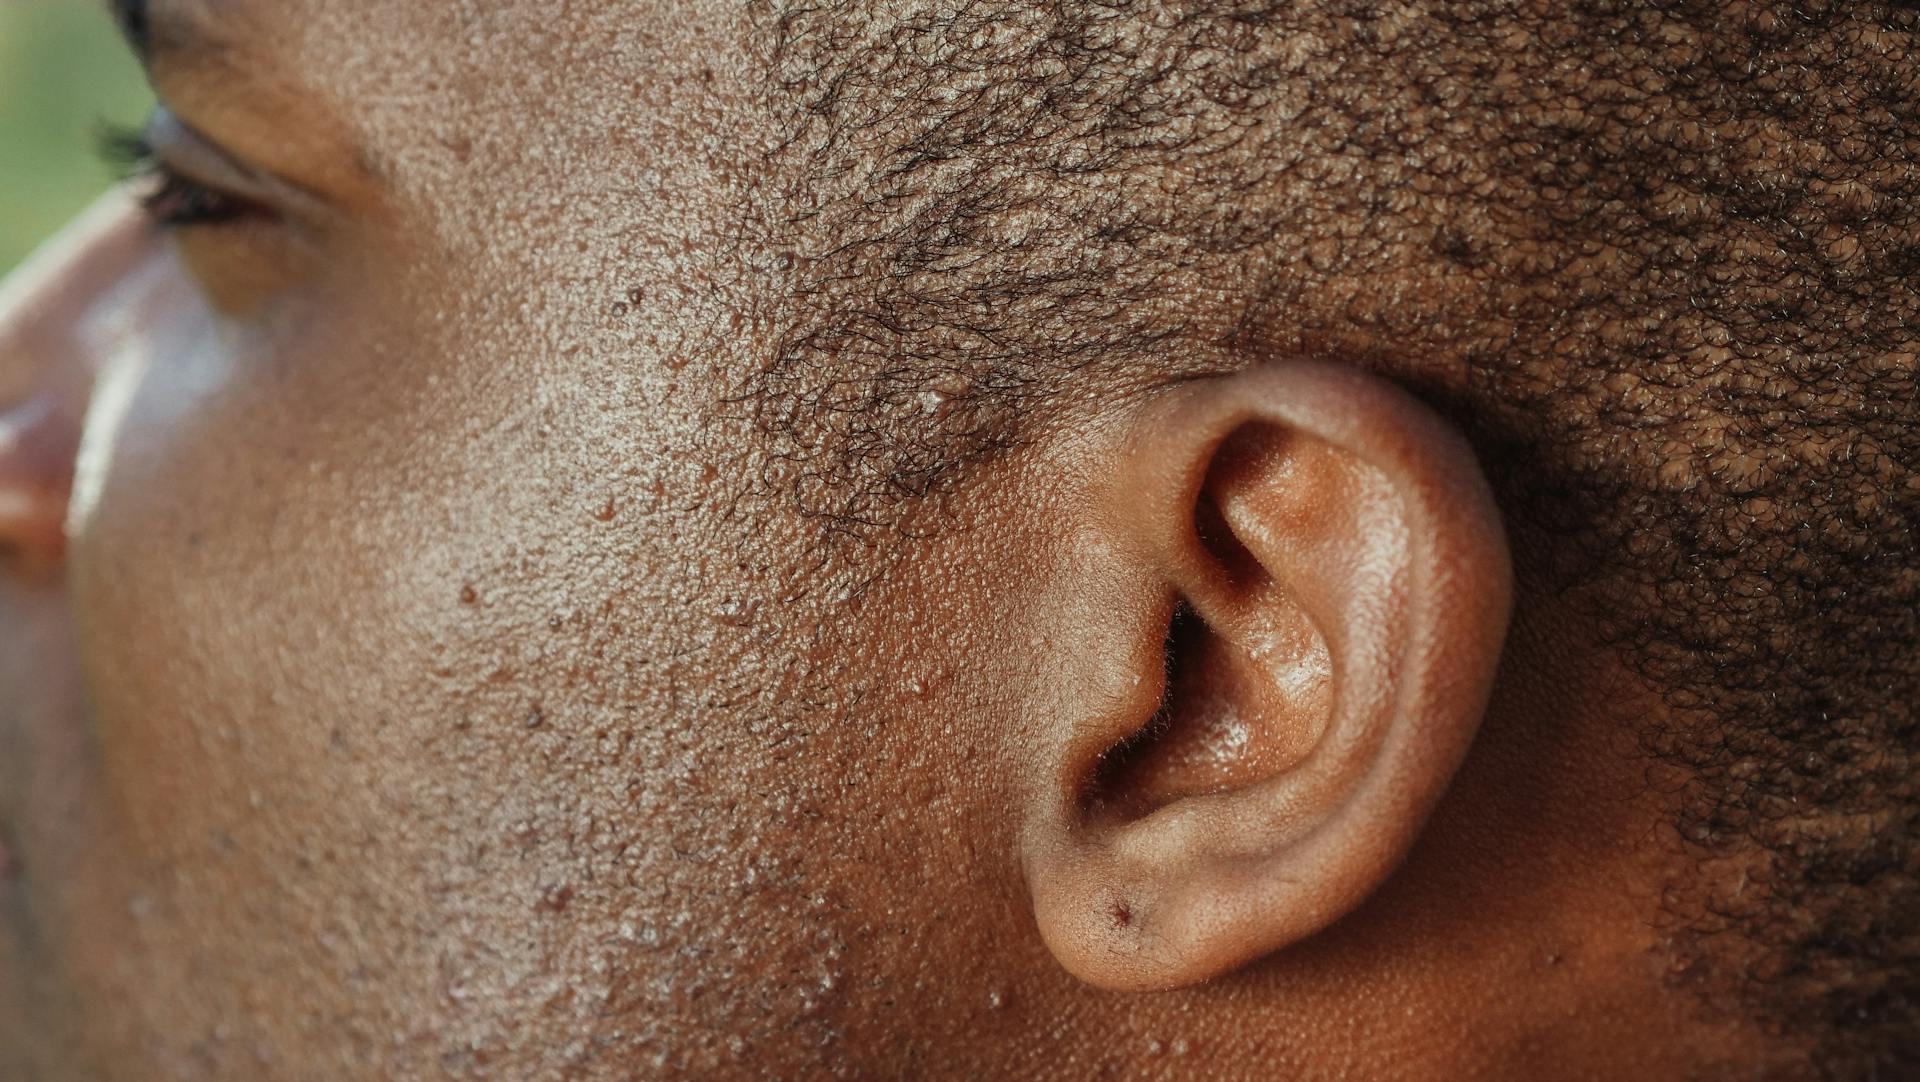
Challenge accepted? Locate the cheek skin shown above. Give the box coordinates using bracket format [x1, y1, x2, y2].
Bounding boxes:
[42, 271, 1062, 1076]
[56, 290, 747, 1071]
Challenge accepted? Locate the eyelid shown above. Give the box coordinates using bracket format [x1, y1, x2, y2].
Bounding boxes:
[142, 107, 334, 223]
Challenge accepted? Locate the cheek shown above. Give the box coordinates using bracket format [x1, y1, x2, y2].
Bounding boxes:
[72, 309, 429, 852]
[48, 257, 931, 1070]
[56, 293, 750, 1060]
[70, 288, 700, 804]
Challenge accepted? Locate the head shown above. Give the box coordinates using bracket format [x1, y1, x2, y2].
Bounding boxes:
[1, 0, 1914, 1077]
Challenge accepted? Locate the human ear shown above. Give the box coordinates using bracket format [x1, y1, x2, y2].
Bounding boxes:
[1020, 360, 1512, 991]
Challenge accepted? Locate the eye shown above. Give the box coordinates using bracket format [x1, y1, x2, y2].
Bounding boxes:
[97, 122, 265, 229]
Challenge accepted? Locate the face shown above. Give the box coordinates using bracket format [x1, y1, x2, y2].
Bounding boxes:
[5, 1, 1859, 1077]
[0, 2, 1076, 1076]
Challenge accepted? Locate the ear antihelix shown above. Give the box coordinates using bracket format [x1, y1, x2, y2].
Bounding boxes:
[1024, 360, 1512, 992]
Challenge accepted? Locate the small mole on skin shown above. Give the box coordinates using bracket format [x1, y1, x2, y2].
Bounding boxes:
[1110, 900, 1133, 928]
[525, 703, 546, 729]
[459, 584, 479, 605]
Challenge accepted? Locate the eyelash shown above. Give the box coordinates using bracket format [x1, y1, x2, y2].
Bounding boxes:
[97, 122, 254, 229]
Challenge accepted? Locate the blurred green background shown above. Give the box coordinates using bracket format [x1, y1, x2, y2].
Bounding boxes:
[1, 0, 152, 274]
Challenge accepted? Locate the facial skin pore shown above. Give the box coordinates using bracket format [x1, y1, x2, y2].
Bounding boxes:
[0, 1, 1913, 1080]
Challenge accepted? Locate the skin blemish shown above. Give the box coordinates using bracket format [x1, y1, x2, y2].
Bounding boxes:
[1109, 899, 1133, 930]
[537, 884, 575, 914]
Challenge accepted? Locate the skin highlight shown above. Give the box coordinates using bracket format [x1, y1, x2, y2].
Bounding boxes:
[0, 1, 1913, 1080]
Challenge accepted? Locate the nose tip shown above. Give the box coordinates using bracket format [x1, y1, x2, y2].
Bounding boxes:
[0, 390, 81, 571]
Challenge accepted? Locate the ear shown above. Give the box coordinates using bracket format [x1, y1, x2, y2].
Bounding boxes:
[1020, 359, 1512, 991]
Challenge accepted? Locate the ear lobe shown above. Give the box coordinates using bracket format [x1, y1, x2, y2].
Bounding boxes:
[1021, 360, 1512, 992]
